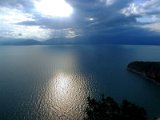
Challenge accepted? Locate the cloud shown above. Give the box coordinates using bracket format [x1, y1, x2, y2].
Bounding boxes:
[0, 6, 61, 40]
[136, 15, 160, 24]
[0, 0, 160, 42]
[139, 23, 160, 33]
[121, 3, 143, 16]
[64, 28, 80, 38]
[0, 1, 78, 40]
[0, 7, 50, 40]
[100, 0, 116, 6]
[120, 0, 160, 33]
[0, 7, 34, 24]
[0, 0, 130, 40]
[121, 0, 160, 16]
[0, 25, 53, 40]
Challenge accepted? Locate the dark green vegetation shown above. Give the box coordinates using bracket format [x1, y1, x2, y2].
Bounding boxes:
[84, 95, 147, 120]
[128, 61, 160, 84]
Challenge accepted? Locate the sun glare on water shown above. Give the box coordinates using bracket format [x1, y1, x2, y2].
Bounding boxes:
[34, 0, 73, 17]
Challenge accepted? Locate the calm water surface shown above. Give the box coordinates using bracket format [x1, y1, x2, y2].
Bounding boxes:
[0, 45, 160, 120]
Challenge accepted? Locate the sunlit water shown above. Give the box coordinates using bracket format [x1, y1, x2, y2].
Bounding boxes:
[0, 45, 160, 120]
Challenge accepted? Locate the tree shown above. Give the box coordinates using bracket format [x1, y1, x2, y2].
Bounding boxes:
[84, 95, 147, 120]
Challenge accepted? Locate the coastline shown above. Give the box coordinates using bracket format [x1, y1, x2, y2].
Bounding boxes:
[127, 67, 160, 86]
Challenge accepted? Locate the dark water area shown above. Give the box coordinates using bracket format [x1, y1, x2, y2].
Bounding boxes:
[0, 45, 160, 120]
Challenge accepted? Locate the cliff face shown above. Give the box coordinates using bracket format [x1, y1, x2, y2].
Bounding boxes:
[128, 61, 160, 84]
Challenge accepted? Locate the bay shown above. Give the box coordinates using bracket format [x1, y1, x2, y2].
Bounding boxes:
[0, 45, 160, 120]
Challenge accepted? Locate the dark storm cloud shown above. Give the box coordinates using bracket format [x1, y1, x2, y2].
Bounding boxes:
[18, 17, 75, 29]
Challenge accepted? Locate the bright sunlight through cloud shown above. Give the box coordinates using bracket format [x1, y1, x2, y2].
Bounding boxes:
[34, 0, 73, 17]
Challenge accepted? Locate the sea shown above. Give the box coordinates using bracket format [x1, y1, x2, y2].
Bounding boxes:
[0, 45, 160, 120]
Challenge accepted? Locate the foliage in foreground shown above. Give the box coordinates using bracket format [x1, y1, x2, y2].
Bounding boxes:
[84, 95, 147, 120]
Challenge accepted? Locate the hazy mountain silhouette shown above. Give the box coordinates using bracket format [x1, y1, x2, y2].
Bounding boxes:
[0, 39, 41, 45]
[1, 36, 160, 45]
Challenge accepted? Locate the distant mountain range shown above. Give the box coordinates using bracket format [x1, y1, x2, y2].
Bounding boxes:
[0, 38, 80, 45]
[0, 39, 41, 45]
[1, 36, 160, 45]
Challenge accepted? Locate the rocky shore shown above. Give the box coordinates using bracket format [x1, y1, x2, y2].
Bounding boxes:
[127, 61, 160, 85]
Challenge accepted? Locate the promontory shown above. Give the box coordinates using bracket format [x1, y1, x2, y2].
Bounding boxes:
[127, 61, 160, 84]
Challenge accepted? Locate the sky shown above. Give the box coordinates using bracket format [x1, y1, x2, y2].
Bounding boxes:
[0, 0, 160, 43]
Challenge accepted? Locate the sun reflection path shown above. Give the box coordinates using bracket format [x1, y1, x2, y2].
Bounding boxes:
[45, 72, 90, 120]
[56, 73, 70, 98]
